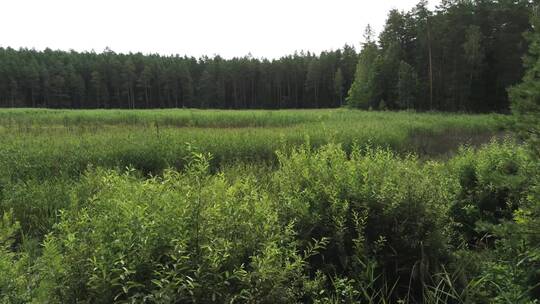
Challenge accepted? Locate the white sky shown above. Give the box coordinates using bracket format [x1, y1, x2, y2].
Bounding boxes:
[1, 0, 440, 59]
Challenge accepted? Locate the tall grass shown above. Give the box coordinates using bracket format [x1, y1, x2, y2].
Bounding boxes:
[0, 109, 506, 180]
[0, 109, 535, 303]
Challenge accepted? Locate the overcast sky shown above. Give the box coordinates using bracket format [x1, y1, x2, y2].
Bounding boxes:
[2, 0, 440, 59]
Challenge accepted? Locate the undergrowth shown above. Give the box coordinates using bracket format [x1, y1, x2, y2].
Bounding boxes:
[0, 140, 537, 303]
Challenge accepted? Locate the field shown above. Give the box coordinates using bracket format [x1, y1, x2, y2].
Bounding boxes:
[0, 109, 538, 303]
[0, 109, 505, 178]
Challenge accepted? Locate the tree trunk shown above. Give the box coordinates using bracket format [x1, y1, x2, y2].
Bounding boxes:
[427, 17, 434, 111]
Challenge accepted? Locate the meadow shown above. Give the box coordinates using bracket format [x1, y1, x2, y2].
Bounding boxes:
[0, 109, 505, 179]
[0, 109, 538, 303]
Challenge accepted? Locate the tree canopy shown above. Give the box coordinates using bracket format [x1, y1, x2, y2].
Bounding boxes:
[347, 0, 533, 112]
[510, 4, 540, 157]
[0, 47, 357, 109]
[0, 0, 535, 112]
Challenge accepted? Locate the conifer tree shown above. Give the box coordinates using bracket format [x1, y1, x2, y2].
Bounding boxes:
[509, 6, 540, 157]
[334, 68, 344, 106]
[305, 58, 321, 107]
[397, 61, 417, 110]
[347, 26, 380, 109]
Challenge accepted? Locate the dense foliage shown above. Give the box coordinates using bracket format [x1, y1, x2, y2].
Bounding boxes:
[347, 0, 533, 112]
[0, 0, 539, 302]
[0, 46, 357, 110]
[0, 135, 537, 303]
[0, 1, 534, 112]
[0, 109, 534, 303]
[510, 4, 540, 158]
[0, 109, 505, 181]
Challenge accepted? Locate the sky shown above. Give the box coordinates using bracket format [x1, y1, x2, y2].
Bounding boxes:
[1, 0, 440, 59]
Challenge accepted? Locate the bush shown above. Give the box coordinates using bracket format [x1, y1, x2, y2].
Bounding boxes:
[31, 155, 318, 303]
[0, 141, 536, 303]
[273, 144, 453, 301]
[0, 211, 31, 304]
[449, 140, 532, 247]
[0, 178, 74, 239]
[447, 141, 539, 303]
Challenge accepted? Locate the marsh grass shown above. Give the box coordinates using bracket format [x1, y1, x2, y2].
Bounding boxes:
[0, 109, 506, 180]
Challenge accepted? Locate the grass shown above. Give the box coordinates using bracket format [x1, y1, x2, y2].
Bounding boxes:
[0, 108, 505, 130]
[0, 108, 506, 180]
[0, 108, 537, 303]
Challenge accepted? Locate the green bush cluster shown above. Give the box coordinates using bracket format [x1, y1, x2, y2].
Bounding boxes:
[448, 143, 540, 303]
[0, 140, 537, 303]
[273, 144, 453, 298]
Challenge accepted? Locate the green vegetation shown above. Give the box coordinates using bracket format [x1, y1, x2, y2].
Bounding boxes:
[347, 0, 532, 112]
[0, 109, 505, 180]
[510, 6, 540, 158]
[0, 108, 537, 303]
[0, 2, 539, 302]
[0, 1, 533, 112]
[0, 137, 537, 302]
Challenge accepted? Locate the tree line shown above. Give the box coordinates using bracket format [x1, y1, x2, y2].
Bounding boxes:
[0, 46, 357, 109]
[347, 0, 533, 112]
[0, 0, 535, 112]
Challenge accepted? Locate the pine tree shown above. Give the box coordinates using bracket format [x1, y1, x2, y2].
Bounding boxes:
[378, 42, 401, 108]
[305, 58, 321, 107]
[40, 66, 50, 107]
[24, 60, 40, 107]
[122, 59, 136, 109]
[90, 71, 103, 108]
[198, 69, 215, 108]
[509, 6, 540, 157]
[137, 66, 153, 108]
[340, 44, 358, 96]
[463, 25, 485, 109]
[397, 61, 417, 110]
[412, 0, 434, 110]
[9, 78, 17, 107]
[347, 26, 380, 109]
[66, 64, 85, 108]
[334, 68, 344, 106]
[180, 64, 194, 108]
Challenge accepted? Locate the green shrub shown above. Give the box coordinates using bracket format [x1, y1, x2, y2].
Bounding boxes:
[0, 211, 31, 304]
[272, 144, 454, 301]
[449, 140, 532, 247]
[31, 155, 320, 303]
[0, 137, 536, 303]
[0, 178, 73, 239]
[447, 141, 539, 303]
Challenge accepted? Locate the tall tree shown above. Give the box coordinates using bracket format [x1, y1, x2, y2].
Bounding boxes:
[334, 68, 344, 106]
[197, 69, 215, 108]
[462, 25, 485, 109]
[121, 59, 136, 109]
[24, 60, 40, 107]
[397, 61, 418, 110]
[90, 70, 103, 108]
[305, 58, 321, 107]
[412, 0, 434, 110]
[137, 65, 152, 108]
[347, 26, 381, 109]
[509, 6, 540, 157]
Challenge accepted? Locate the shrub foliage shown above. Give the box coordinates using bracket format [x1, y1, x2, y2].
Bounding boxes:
[0, 139, 537, 303]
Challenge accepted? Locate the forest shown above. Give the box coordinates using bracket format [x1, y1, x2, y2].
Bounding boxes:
[0, 0, 533, 112]
[0, 0, 539, 303]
